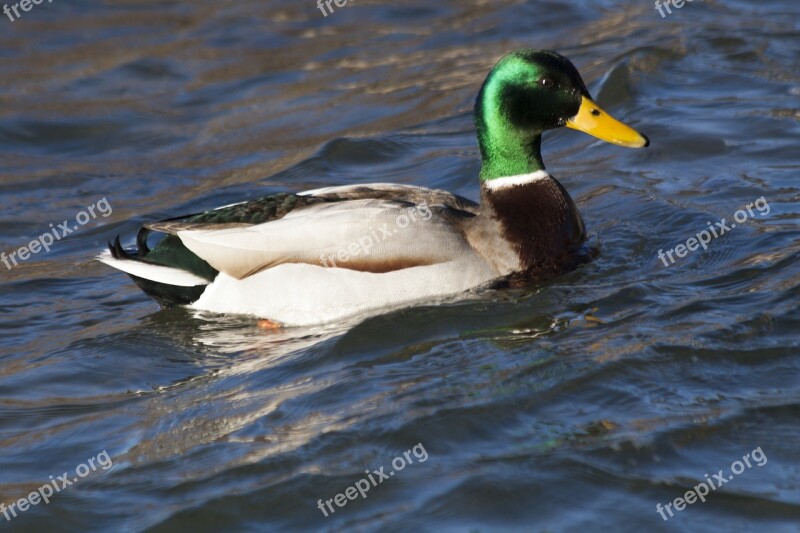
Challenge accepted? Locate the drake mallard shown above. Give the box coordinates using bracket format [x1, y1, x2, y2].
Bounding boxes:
[99, 49, 648, 326]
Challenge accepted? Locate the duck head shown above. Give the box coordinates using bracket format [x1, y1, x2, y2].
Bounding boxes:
[474, 49, 649, 181]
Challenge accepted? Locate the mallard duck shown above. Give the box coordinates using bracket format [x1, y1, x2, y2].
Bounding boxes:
[99, 49, 648, 327]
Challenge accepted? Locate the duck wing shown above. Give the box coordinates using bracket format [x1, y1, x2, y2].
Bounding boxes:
[176, 191, 479, 279]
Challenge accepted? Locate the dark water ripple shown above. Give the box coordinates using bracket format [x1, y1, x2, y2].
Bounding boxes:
[1, 0, 799, 531]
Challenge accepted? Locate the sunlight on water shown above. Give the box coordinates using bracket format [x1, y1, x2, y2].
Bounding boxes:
[0, 0, 798, 530]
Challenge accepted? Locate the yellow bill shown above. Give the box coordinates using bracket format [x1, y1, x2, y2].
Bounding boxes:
[566, 96, 649, 148]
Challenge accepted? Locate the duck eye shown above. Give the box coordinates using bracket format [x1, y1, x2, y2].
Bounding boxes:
[539, 78, 555, 89]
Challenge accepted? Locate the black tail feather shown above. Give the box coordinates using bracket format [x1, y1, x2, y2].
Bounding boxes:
[109, 234, 148, 261]
[136, 227, 151, 256]
[109, 235, 132, 260]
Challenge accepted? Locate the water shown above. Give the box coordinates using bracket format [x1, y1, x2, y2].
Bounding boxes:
[1, 0, 799, 531]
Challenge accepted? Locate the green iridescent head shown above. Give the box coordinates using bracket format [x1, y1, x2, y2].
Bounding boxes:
[474, 50, 649, 181]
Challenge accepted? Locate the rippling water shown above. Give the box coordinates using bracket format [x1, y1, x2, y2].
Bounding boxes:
[1, 0, 799, 531]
